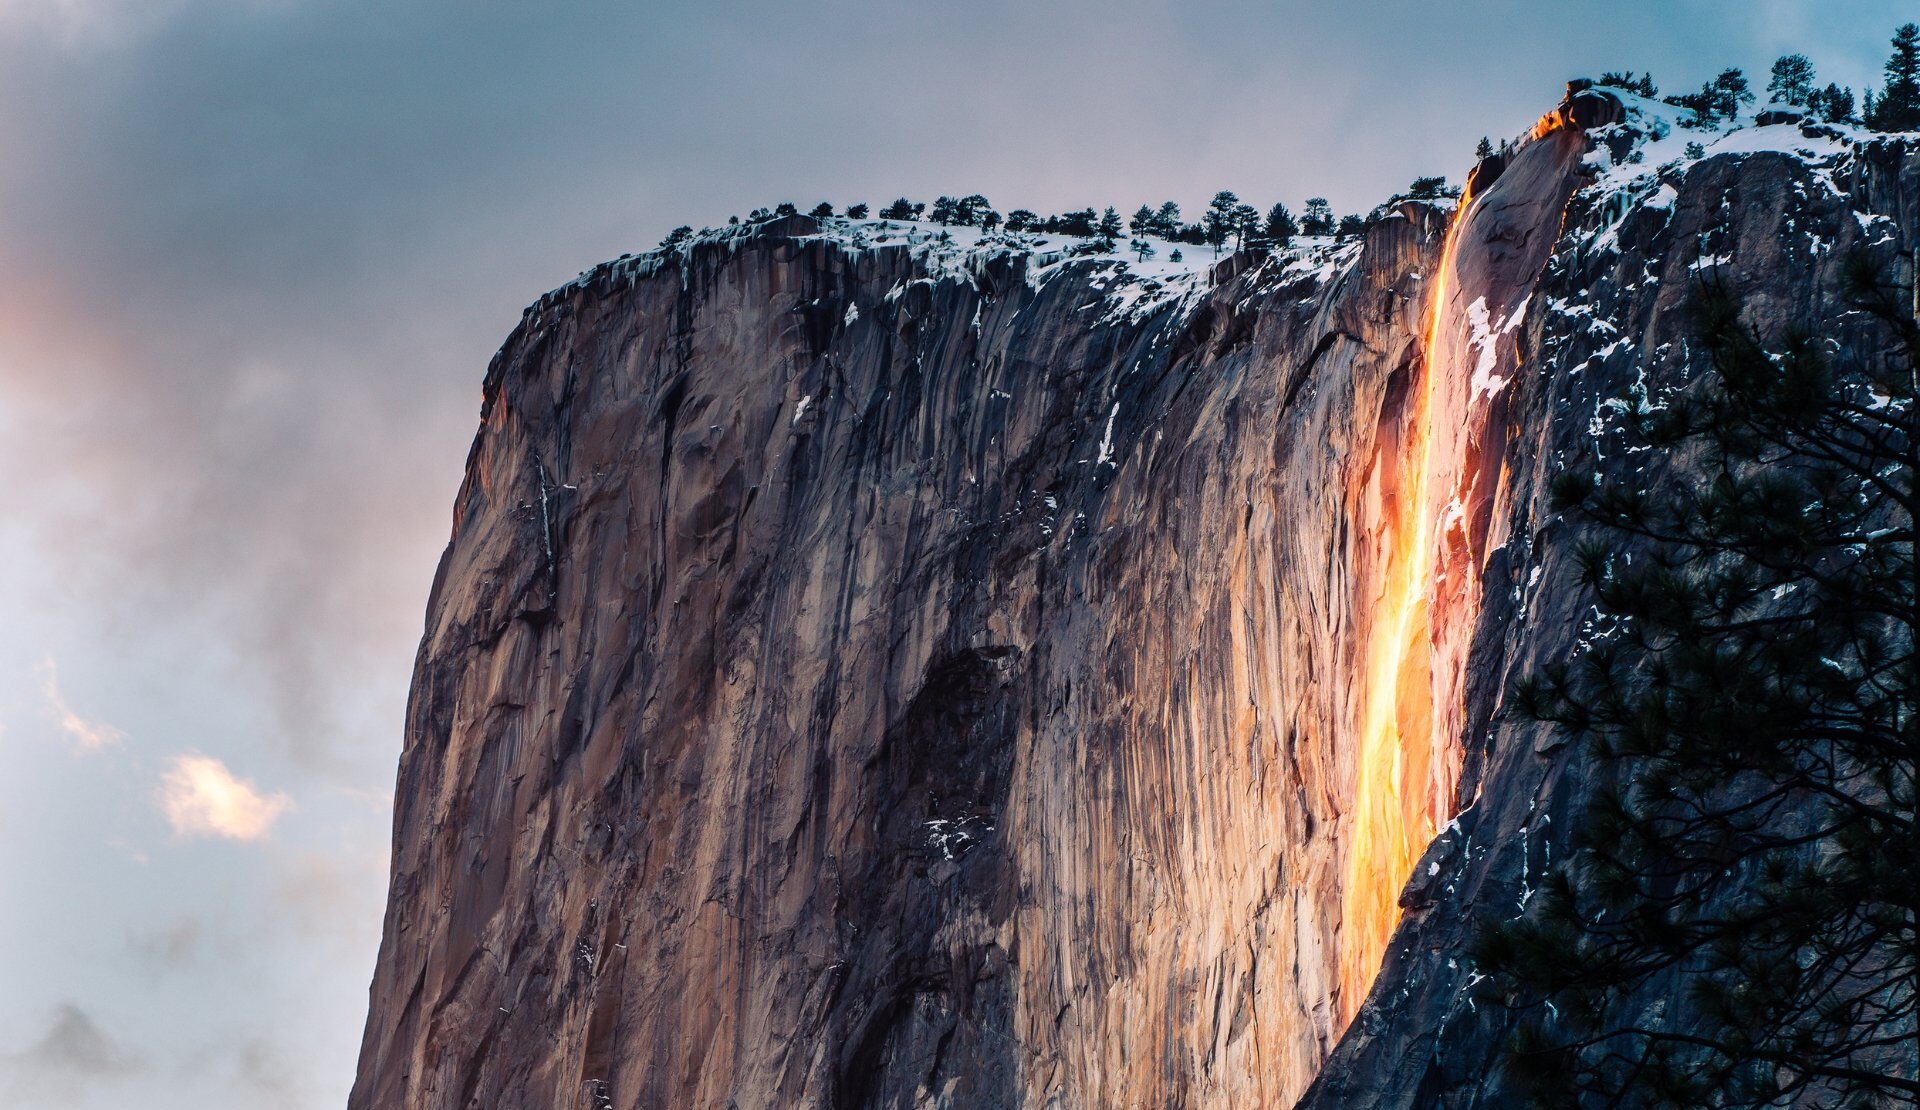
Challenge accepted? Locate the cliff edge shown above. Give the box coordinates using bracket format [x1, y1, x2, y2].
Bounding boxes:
[352, 90, 1920, 1108]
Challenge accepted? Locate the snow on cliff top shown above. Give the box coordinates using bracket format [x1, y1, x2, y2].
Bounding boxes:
[1586, 87, 1857, 183]
[537, 213, 1361, 328]
[1586, 88, 1865, 203]
[1560, 83, 1894, 258]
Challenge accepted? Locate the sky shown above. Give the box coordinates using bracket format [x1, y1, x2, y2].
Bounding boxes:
[0, 2, 1908, 1106]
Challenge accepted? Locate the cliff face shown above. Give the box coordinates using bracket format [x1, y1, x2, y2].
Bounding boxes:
[353, 92, 1920, 1108]
[1301, 118, 1920, 1107]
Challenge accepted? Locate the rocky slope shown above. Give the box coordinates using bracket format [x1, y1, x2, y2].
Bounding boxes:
[352, 88, 1920, 1108]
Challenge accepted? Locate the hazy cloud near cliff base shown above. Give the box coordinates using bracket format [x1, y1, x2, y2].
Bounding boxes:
[1, 1005, 144, 1101]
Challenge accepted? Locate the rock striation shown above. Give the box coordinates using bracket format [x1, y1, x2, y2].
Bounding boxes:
[352, 87, 1920, 1108]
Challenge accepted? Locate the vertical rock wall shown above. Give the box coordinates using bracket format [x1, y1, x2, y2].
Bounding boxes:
[352, 99, 1920, 1109]
[348, 202, 1455, 1108]
[1302, 124, 1920, 1108]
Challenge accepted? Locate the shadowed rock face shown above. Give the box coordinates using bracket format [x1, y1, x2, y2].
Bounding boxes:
[352, 108, 1920, 1108]
[1300, 132, 1920, 1109]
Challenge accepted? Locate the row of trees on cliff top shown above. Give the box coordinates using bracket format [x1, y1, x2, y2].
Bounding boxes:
[666, 187, 1458, 258]
[1473, 262, 1919, 1099]
[1602, 23, 1920, 131]
[665, 177, 1438, 257]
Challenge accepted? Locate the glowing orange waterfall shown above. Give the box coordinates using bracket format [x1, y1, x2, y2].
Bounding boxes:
[1336, 187, 1478, 1026]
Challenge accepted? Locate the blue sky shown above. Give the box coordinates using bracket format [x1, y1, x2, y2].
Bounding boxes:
[0, 2, 1909, 1106]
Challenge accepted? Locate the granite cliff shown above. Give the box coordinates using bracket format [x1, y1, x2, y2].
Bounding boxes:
[351, 87, 1920, 1107]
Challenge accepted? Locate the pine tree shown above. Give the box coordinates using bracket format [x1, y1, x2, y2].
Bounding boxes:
[845, 203, 870, 220]
[1668, 70, 1751, 128]
[1476, 136, 1496, 161]
[1335, 214, 1366, 240]
[1407, 175, 1451, 200]
[1097, 206, 1123, 240]
[1153, 201, 1182, 238]
[1129, 205, 1157, 236]
[1869, 23, 1920, 131]
[956, 194, 992, 226]
[1168, 248, 1182, 263]
[1203, 191, 1241, 254]
[929, 196, 959, 225]
[880, 198, 918, 221]
[1263, 202, 1298, 245]
[1056, 208, 1097, 237]
[1473, 258, 1920, 1106]
[809, 202, 834, 219]
[1831, 85, 1856, 123]
[980, 208, 1001, 232]
[1005, 209, 1038, 232]
[659, 225, 694, 249]
[1130, 237, 1155, 262]
[1600, 71, 1659, 99]
[774, 202, 799, 217]
[1809, 84, 1857, 123]
[1710, 68, 1754, 119]
[1230, 202, 1259, 249]
[1768, 54, 1816, 106]
[1301, 197, 1336, 237]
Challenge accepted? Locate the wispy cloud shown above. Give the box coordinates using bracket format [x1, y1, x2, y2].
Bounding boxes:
[157, 753, 292, 841]
[37, 658, 124, 753]
[0, 1003, 143, 1103]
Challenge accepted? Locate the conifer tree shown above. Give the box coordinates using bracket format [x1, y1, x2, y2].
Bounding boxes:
[1130, 205, 1157, 237]
[1153, 201, 1182, 237]
[1097, 206, 1123, 240]
[1301, 197, 1336, 237]
[1230, 202, 1259, 249]
[1056, 208, 1097, 237]
[1768, 54, 1816, 106]
[1264, 202, 1298, 245]
[1476, 136, 1496, 161]
[809, 202, 834, 219]
[1809, 83, 1857, 123]
[1870, 23, 1920, 131]
[845, 203, 870, 219]
[1473, 258, 1920, 1107]
[956, 194, 992, 226]
[1710, 68, 1755, 119]
[1203, 191, 1241, 254]
[1600, 71, 1659, 99]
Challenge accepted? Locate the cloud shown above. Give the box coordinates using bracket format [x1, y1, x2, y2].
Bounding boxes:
[157, 753, 293, 840]
[19, 1005, 141, 1075]
[1, 1004, 143, 1102]
[129, 915, 204, 971]
[37, 658, 124, 753]
[234, 1037, 311, 1107]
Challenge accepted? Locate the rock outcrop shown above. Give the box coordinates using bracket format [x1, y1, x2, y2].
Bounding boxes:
[352, 88, 1920, 1108]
